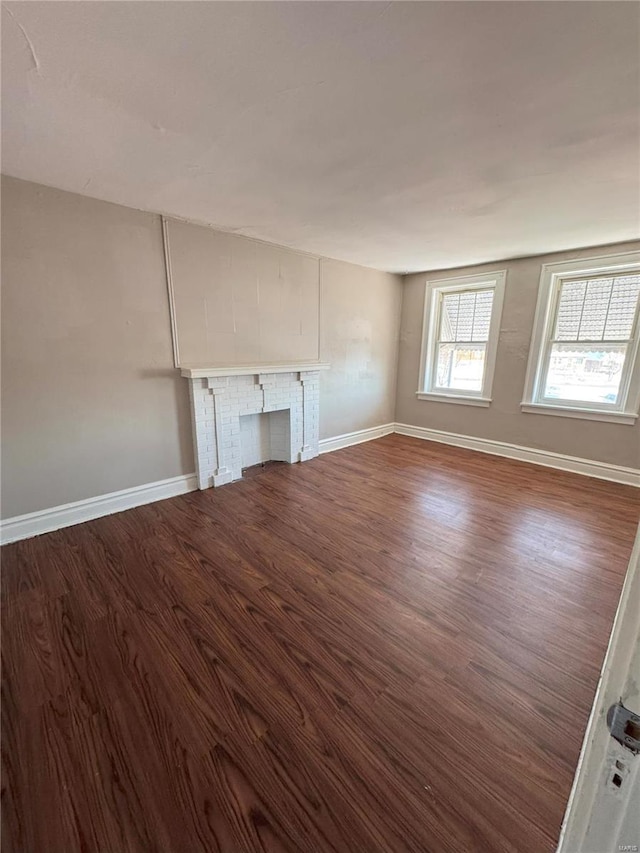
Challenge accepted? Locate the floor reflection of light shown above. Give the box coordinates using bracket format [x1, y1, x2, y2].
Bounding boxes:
[411, 474, 470, 528]
[380, 466, 621, 650]
[510, 506, 593, 562]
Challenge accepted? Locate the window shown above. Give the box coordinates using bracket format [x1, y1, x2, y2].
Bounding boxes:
[418, 271, 506, 406]
[522, 252, 640, 424]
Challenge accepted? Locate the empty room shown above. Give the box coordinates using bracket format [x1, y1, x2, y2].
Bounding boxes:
[2, 2, 640, 851]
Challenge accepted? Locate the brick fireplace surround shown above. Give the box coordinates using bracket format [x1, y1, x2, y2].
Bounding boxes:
[181, 363, 330, 489]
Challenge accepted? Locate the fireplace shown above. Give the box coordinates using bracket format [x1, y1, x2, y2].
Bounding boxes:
[181, 362, 330, 489]
[239, 410, 291, 469]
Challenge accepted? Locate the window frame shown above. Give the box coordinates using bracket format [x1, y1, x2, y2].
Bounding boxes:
[417, 270, 506, 406]
[521, 251, 640, 425]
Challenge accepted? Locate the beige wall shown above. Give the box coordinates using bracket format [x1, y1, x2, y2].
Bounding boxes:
[162, 218, 402, 439]
[159, 217, 401, 440]
[166, 218, 320, 366]
[396, 242, 640, 469]
[1, 176, 194, 518]
[1, 176, 402, 518]
[320, 258, 401, 437]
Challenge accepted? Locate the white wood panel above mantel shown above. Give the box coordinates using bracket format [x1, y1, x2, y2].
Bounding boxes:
[180, 362, 330, 379]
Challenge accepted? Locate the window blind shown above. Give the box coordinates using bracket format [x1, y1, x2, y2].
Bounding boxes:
[440, 289, 494, 343]
[554, 275, 640, 342]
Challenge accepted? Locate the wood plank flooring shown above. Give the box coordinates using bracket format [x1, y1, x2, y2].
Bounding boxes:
[2, 434, 638, 852]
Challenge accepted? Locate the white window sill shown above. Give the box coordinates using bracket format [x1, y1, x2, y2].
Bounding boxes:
[520, 402, 638, 425]
[416, 392, 491, 407]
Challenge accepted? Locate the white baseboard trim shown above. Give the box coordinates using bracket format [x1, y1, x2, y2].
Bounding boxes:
[2, 424, 394, 544]
[319, 423, 395, 454]
[3, 421, 636, 545]
[0, 473, 198, 545]
[394, 423, 640, 487]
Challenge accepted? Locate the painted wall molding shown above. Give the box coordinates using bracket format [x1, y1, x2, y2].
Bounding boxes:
[318, 423, 395, 454]
[394, 422, 640, 487]
[161, 215, 181, 368]
[0, 473, 198, 545]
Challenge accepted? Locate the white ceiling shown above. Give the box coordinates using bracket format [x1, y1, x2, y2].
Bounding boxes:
[2, 1, 639, 273]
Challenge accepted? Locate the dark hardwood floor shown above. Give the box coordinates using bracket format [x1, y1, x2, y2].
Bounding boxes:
[2, 434, 638, 852]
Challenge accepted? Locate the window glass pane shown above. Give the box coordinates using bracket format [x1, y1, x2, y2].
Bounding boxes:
[554, 275, 640, 342]
[580, 279, 612, 340]
[555, 280, 586, 340]
[440, 293, 459, 342]
[543, 343, 627, 405]
[472, 290, 494, 341]
[456, 292, 475, 340]
[605, 275, 640, 339]
[439, 288, 494, 343]
[436, 343, 486, 392]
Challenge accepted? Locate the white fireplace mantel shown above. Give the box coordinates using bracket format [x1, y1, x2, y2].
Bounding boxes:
[182, 362, 329, 489]
[180, 361, 330, 379]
